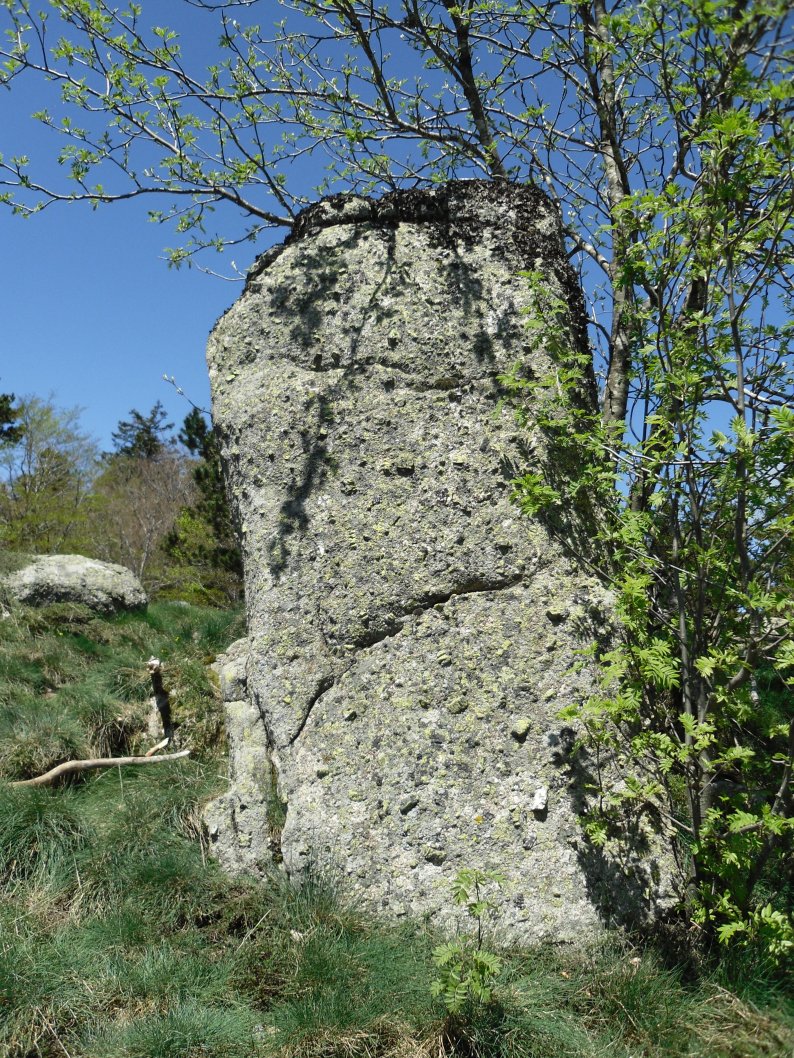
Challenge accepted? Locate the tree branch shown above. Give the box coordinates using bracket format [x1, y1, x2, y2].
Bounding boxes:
[10, 749, 191, 788]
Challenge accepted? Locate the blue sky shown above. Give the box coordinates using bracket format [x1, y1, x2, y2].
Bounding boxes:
[0, 3, 289, 452]
[0, 1, 549, 452]
[0, 0, 484, 455]
[0, 190, 261, 450]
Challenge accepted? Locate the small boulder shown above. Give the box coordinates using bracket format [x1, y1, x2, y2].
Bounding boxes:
[3, 555, 147, 615]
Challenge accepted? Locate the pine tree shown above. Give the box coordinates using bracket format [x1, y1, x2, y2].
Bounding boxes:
[111, 402, 174, 460]
[165, 409, 243, 602]
[0, 392, 22, 447]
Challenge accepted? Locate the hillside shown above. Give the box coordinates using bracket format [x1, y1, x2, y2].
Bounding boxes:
[0, 595, 791, 1058]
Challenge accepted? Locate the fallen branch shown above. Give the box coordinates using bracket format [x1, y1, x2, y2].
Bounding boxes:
[10, 750, 191, 788]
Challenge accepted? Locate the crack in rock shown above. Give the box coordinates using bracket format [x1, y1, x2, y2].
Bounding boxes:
[286, 573, 526, 748]
[351, 574, 526, 652]
[286, 674, 335, 747]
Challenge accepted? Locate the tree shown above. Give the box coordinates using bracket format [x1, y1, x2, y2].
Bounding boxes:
[178, 408, 228, 537]
[111, 401, 175, 460]
[0, 391, 22, 447]
[164, 407, 243, 603]
[1, 0, 792, 953]
[90, 448, 196, 588]
[0, 395, 99, 553]
[88, 403, 195, 588]
[88, 403, 239, 598]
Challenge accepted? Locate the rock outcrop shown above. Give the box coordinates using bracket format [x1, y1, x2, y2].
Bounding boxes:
[204, 638, 275, 874]
[3, 554, 147, 615]
[206, 181, 674, 943]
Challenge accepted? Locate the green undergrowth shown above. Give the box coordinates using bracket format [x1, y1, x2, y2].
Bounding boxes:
[0, 598, 791, 1057]
[0, 549, 33, 578]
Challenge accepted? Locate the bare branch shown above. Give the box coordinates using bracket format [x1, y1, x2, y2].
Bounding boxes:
[10, 750, 191, 788]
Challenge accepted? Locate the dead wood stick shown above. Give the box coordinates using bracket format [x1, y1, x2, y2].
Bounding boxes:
[147, 656, 174, 743]
[145, 736, 171, 758]
[10, 750, 191, 788]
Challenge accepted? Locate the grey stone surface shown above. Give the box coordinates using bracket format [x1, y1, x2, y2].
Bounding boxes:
[3, 554, 147, 615]
[207, 181, 674, 942]
[204, 639, 276, 875]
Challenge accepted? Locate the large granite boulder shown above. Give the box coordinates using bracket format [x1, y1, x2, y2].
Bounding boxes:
[3, 554, 147, 615]
[206, 181, 675, 943]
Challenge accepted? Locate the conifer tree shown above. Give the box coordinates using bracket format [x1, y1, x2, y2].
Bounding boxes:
[111, 401, 175, 460]
[0, 392, 22, 447]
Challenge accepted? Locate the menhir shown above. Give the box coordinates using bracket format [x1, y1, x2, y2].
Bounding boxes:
[204, 181, 675, 945]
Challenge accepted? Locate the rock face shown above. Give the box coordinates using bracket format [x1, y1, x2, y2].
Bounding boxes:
[3, 555, 148, 615]
[204, 638, 276, 874]
[207, 181, 673, 943]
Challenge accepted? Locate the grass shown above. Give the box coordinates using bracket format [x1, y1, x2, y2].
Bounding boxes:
[0, 548, 33, 578]
[0, 595, 791, 1057]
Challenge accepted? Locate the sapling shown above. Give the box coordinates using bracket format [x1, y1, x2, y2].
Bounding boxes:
[431, 868, 504, 1014]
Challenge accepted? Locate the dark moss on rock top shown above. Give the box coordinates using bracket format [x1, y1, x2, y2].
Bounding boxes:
[246, 181, 591, 390]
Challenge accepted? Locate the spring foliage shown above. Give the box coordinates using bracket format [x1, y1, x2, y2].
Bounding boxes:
[505, 254, 793, 958]
[431, 869, 504, 1014]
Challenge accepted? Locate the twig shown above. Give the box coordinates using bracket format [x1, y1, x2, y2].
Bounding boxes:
[38, 1006, 74, 1058]
[144, 736, 171, 757]
[10, 750, 190, 788]
[235, 911, 272, 953]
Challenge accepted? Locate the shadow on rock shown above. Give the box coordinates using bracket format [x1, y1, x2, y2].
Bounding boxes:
[552, 726, 674, 932]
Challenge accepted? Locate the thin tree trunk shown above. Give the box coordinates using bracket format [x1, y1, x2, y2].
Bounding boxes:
[579, 0, 634, 432]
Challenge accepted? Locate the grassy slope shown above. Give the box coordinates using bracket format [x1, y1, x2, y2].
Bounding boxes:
[0, 598, 791, 1058]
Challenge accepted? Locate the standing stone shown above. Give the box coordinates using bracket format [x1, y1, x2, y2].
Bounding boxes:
[207, 181, 674, 943]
